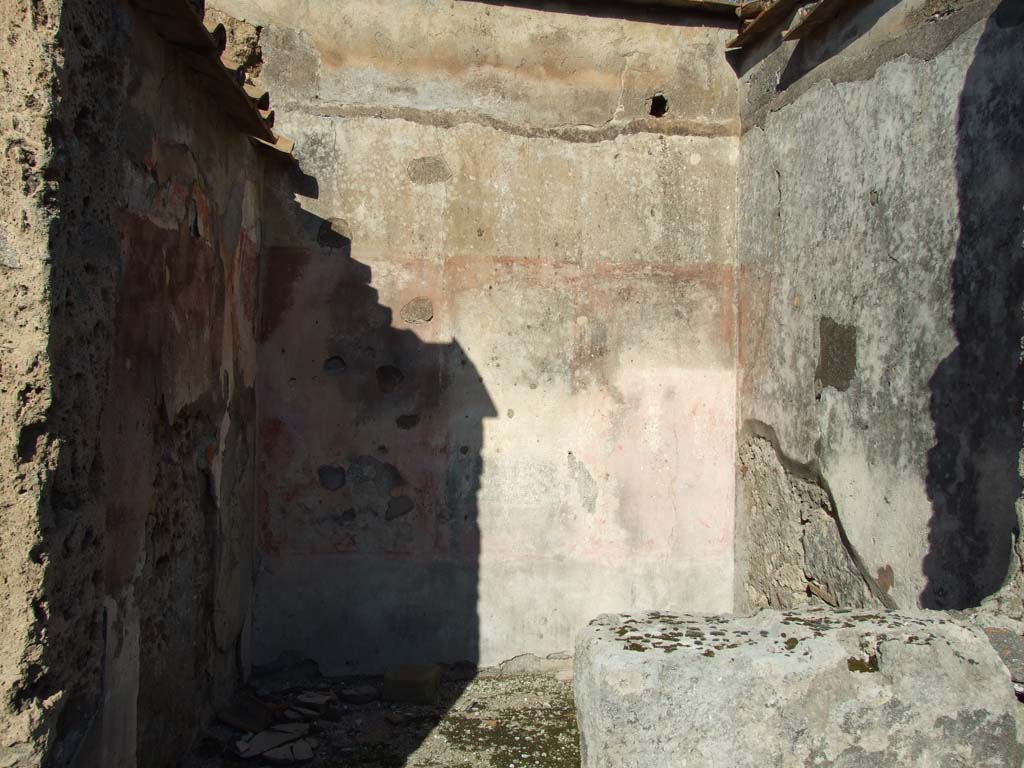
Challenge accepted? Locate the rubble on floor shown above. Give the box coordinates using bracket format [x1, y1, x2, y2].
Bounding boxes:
[185, 662, 579, 768]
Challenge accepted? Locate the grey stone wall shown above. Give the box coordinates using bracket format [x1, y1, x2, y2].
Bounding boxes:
[736, 0, 1024, 612]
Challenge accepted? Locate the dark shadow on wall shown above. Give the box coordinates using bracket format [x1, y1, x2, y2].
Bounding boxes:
[461, 0, 737, 26]
[922, 0, 1024, 609]
[254, 160, 495, 764]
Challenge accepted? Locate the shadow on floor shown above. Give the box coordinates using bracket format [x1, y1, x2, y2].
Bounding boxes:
[189, 671, 578, 767]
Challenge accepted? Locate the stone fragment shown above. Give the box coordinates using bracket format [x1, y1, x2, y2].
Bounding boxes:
[236, 723, 308, 758]
[295, 691, 336, 711]
[339, 683, 379, 704]
[262, 737, 315, 764]
[407, 156, 452, 184]
[499, 653, 572, 678]
[400, 297, 434, 324]
[383, 664, 442, 704]
[576, 609, 1023, 767]
[292, 740, 314, 760]
[271, 723, 310, 736]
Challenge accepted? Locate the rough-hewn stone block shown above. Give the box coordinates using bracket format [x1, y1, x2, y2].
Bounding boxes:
[575, 609, 1022, 767]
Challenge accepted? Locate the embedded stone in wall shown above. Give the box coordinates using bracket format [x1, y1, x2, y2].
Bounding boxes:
[400, 297, 433, 324]
[575, 609, 1023, 768]
[406, 156, 452, 185]
[317, 465, 346, 491]
[815, 316, 857, 394]
[738, 437, 879, 610]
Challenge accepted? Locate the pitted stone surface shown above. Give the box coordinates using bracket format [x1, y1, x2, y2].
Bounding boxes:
[575, 609, 1022, 767]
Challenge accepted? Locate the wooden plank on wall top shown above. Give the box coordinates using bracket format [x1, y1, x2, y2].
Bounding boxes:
[131, 0, 218, 53]
[177, 49, 277, 142]
[619, 0, 743, 14]
[559, 0, 742, 13]
[726, 0, 807, 48]
[783, 0, 860, 39]
[130, 0, 277, 144]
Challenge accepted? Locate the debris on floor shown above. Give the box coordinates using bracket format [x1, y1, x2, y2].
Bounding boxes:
[186, 667, 579, 767]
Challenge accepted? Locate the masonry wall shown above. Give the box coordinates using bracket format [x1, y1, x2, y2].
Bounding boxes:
[93, 9, 264, 766]
[735, 0, 1024, 612]
[215, 0, 739, 673]
[0, 2, 264, 765]
[0, 1, 127, 764]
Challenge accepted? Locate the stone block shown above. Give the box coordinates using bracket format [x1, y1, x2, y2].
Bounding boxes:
[575, 609, 1022, 767]
[383, 664, 441, 704]
[498, 653, 573, 678]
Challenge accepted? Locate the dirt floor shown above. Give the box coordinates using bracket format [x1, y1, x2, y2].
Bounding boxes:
[186, 671, 580, 768]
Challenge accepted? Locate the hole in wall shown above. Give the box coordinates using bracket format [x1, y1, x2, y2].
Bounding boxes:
[317, 465, 346, 491]
[396, 414, 420, 430]
[649, 93, 668, 118]
[17, 423, 45, 463]
[324, 356, 347, 376]
[376, 365, 404, 393]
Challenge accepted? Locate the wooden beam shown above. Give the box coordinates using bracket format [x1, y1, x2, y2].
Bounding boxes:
[251, 134, 295, 162]
[726, 0, 808, 48]
[244, 85, 271, 111]
[736, 0, 765, 18]
[206, 22, 228, 54]
[619, 0, 743, 13]
[176, 50, 276, 141]
[558, 0, 741, 14]
[783, 0, 861, 39]
[131, 0, 218, 52]
[131, 0, 277, 144]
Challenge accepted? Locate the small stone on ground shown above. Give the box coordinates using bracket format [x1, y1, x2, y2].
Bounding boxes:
[185, 673, 578, 768]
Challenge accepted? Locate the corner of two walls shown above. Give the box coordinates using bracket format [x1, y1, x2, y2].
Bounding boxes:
[734, 0, 1024, 616]
[217, 0, 741, 674]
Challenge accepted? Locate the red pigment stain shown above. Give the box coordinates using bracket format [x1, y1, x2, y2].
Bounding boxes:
[259, 416, 295, 465]
[260, 247, 311, 341]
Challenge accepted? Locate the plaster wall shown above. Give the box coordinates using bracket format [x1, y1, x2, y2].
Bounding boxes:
[214, 0, 740, 672]
[736, 0, 1024, 611]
